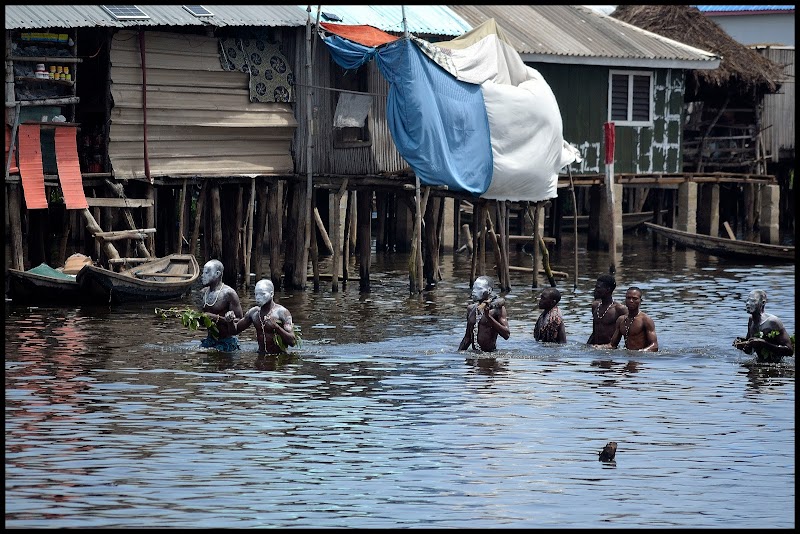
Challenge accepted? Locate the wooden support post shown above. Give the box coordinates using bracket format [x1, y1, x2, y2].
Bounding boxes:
[331, 179, 347, 293]
[253, 182, 268, 280]
[8, 184, 25, 270]
[209, 183, 223, 261]
[81, 208, 120, 262]
[357, 189, 372, 293]
[311, 191, 320, 291]
[484, 209, 504, 287]
[531, 202, 541, 288]
[145, 183, 155, 257]
[176, 178, 187, 254]
[104, 180, 151, 259]
[267, 181, 282, 288]
[313, 206, 335, 255]
[342, 190, 352, 284]
[243, 177, 256, 289]
[189, 180, 207, 257]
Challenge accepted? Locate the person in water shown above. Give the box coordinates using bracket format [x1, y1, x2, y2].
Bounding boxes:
[534, 287, 567, 343]
[599, 287, 658, 352]
[588, 273, 628, 346]
[199, 259, 243, 351]
[224, 279, 296, 355]
[458, 275, 510, 352]
[733, 289, 793, 362]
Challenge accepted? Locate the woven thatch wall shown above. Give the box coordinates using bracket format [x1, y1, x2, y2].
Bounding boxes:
[612, 5, 784, 98]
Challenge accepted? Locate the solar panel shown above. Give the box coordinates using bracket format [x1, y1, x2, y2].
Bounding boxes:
[321, 11, 342, 22]
[101, 5, 150, 20]
[183, 5, 213, 17]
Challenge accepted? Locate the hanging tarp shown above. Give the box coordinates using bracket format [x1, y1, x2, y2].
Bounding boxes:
[320, 18, 580, 202]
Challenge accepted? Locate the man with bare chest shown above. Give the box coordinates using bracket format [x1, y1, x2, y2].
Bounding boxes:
[599, 287, 658, 352]
[225, 279, 296, 354]
[199, 259, 244, 351]
[588, 274, 628, 346]
[458, 275, 510, 352]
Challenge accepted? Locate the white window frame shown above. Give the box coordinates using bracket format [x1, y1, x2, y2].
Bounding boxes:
[608, 70, 654, 127]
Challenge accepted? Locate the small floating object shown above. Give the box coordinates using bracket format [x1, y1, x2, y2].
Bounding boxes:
[599, 441, 617, 462]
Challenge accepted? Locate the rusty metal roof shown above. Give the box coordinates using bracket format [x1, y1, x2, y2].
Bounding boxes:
[448, 5, 720, 69]
[4, 5, 309, 29]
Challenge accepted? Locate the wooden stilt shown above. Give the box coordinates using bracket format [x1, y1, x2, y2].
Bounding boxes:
[189, 180, 207, 257]
[531, 202, 541, 288]
[176, 178, 187, 254]
[81, 208, 120, 262]
[311, 191, 320, 291]
[243, 177, 256, 289]
[342, 190, 352, 284]
[484, 209, 504, 286]
[267, 181, 282, 288]
[357, 188, 372, 293]
[209, 182, 223, 261]
[9, 184, 25, 270]
[331, 179, 347, 292]
[253, 182, 268, 280]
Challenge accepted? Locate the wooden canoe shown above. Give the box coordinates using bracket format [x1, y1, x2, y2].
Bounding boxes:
[76, 253, 200, 304]
[644, 222, 795, 263]
[6, 262, 102, 305]
[561, 210, 666, 231]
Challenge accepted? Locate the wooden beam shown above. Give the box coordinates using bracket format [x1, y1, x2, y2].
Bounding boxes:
[85, 197, 154, 208]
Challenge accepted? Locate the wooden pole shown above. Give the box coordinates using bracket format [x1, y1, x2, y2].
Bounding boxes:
[267, 181, 282, 288]
[604, 122, 617, 273]
[8, 184, 25, 270]
[300, 5, 316, 291]
[244, 177, 256, 289]
[568, 167, 579, 290]
[331, 179, 347, 292]
[342, 190, 352, 284]
[209, 183, 223, 260]
[311, 191, 320, 291]
[313, 206, 334, 254]
[176, 178, 187, 254]
[81, 208, 120, 262]
[189, 180, 207, 257]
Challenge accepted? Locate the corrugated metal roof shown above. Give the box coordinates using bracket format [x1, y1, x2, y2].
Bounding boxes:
[302, 5, 472, 36]
[448, 5, 720, 69]
[4, 5, 308, 30]
[695, 5, 795, 14]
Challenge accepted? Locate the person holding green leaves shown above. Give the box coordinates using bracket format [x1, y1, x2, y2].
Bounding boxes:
[733, 289, 794, 362]
[224, 279, 296, 355]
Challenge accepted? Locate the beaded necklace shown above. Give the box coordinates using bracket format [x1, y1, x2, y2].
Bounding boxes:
[595, 300, 615, 320]
[204, 286, 220, 308]
[623, 311, 639, 347]
[472, 303, 486, 350]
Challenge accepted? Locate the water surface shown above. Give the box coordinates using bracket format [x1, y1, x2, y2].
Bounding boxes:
[5, 232, 795, 528]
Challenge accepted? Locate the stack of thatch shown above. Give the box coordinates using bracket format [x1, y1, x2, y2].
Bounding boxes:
[612, 5, 785, 96]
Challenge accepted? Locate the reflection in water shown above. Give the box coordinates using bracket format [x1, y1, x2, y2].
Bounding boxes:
[4, 235, 795, 529]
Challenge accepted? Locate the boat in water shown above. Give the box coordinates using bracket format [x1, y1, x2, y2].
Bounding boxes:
[76, 253, 201, 304]
[644, 222, 795, 263]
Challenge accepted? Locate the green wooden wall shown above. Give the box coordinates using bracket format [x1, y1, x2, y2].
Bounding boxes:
[532, 63, 685, 174]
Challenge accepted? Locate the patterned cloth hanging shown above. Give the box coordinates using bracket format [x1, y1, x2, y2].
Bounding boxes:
[218, 35, 294, 103]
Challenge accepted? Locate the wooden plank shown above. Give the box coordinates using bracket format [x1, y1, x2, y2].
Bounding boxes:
[85, 197, 153, 208]
[135, 272, 193, 279]
[94, 228, 156, 239]
[108, 257, 151, 264]
[723, 221, 737, 240]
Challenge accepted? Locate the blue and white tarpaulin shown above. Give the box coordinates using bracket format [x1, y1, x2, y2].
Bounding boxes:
[321, 19, 581, 203]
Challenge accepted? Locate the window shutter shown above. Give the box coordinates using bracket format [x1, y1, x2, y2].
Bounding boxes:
[610, 74, 628, 121]
[631, 75, 650, 122]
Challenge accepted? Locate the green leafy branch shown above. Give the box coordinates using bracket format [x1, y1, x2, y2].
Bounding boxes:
[274, 323, 302, 352]
[155, 307, 219, 339]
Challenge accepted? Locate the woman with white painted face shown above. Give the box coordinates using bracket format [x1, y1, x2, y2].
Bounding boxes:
[224, 279, 296, 354]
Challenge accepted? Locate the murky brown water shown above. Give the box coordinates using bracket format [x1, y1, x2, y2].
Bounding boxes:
[5, 231, 795, 528]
